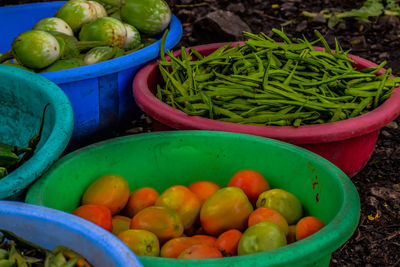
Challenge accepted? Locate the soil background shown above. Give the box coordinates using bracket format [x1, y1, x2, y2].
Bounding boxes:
[2, 0, 400, 266]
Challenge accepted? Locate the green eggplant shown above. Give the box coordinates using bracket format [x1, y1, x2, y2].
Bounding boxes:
[141, 37, 158, 47]
[33, 17, 74, 36]
[109, 10, 121, 20]
[122, 23, 141, 50]
[50, 32, 107, 59]
[89, 0, 107, 18]
[40, 58, 84, 72]
[83, 46, 119, 65]
[120, 0, 171, 35]
[55, 0, 106, 33]
[79, 17, 127, 48]
[0, 30, 61, 70]
[113, 47, 125, 58]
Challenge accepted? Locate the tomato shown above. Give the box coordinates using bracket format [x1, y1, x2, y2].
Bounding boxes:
[160, 237, 201, 258]
[73, 204, 112, 231]
[188, 181, 221, 205]
[238, 221, 287, 255]
[112, 215, 131, 236]
[82, 174, 130, 215]
[287, 225, 297, 244]
[228, 169, 270, 205]
[215, 229, 242, 256]
[256, 189, 303, 225]
[117, 229, 160, 256]
[248, 207, 289, 235]
[123, 187, 159, 217]
[200, 187, 253, 236]
[130, 206, 184, 243]
[295, 216, 325, 241]
[192, 235, 217, 247]
[156, 185, 201, 230]
[178, 244, 223, 259]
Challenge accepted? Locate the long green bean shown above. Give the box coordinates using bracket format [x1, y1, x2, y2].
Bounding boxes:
[156, 29, 400, 126]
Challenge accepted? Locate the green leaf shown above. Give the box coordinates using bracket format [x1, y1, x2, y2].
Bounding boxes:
[340, 0, 384, 21]
[328, 13, 340, 29]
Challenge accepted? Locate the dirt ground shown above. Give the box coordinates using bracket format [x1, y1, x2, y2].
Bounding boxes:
[2, 0, 400, 266]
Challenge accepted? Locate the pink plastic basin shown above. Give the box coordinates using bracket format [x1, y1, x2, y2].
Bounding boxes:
[133, 43, 400, 177]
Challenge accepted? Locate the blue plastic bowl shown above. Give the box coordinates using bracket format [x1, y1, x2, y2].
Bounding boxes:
[0, 1, 182, 144]
[0, 201, 143, 267]
[0, 65, 74, 200]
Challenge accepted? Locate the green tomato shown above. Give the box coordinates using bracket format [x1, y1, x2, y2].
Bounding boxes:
[12, 30, 60, 70]
[123, 23, 141, 50]
[120, 0, 171, 36]
[256, 189, 303, 225]
[33, 17, 74, 36]
[238, 221, 287, 256]
[55, 0, 106, 33]
[79, 17, 127, 48]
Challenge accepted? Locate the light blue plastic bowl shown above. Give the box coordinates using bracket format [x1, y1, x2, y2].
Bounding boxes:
[0, 1, 182, 144]
[0, 201, 143, 267]
[0, 65, 74, 200]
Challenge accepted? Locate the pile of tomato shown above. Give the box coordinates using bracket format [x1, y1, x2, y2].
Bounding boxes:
[72, 170, 325, 259]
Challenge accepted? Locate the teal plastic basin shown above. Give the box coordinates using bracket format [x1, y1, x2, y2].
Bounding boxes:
[26, 131, 360, 266]
[0, 65, 74, 200]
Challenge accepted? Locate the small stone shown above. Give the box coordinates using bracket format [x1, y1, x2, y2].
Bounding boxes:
[295, 20, 308, 32]
[227, 3, 245, 14]
[193, 10, 251, 42]
[381, 130, 392, 137]
[393, 184, 400, 192]
[379, 52, 390, 59]
[336, 22, 347, 31]
[312, 13, 326, 24]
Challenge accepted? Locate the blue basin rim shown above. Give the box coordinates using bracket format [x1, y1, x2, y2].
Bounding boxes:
[0, 201, 143, 267]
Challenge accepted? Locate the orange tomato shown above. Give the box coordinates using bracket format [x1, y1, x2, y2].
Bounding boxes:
[118, 229, 160, 256]
[130, 206, 184, 243]
[81, 174, 130, 215]
[188, 181, 221, 204]
[73, 204, 113, 231]
[228, 169, 270, 205]
[112, 215, 131, 236]
[192, 235, 217, 247]
[287, 225, 297, 244]
[160, 237, 201, 258]
[248, 207, 289, 235]
[178, 244, 223, 259]
[123, 187, 159, 218]
[295, 216, 325, 241]
[200, 187, 253, 236]
[215, 229, 242, 256]
[156, 185, 201, 230]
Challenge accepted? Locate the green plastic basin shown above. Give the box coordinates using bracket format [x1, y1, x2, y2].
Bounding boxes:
[26, 131, 360, 266]
[0, 65, 73, 200]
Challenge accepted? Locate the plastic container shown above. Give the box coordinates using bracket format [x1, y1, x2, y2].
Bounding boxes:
[0, 201, 142, 267]
[0, 65, 73, 200]
[26, 131, 360, 266]
[132, 43, 400, 178]
[0, 1, 182, 144]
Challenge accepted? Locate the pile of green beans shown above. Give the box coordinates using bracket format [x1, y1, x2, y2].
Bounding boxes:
[157, 29, 400, 126]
